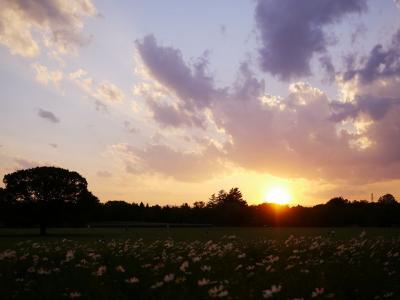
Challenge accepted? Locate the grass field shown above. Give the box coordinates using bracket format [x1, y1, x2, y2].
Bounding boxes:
[1, 227, 400, 299]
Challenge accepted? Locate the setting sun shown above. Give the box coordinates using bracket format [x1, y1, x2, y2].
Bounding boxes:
[264, 186, 292, 205]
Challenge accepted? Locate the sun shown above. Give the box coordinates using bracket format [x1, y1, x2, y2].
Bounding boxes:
[264, 186, 292, 205]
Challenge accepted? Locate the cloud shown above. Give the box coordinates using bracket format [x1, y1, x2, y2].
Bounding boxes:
[219, 25, 227, 37]
[395, 0, 400, 9]
[135, 34, 224, 111]
[343, 30, 400, 83]
[69, 69, 93, 92]
[331, 96, 400, 122]
[123, 121, 139, 134]
[255, 0, 367, 80]
[111, 143, 225, 182]
[96, 81, 125, 103]
[134, 35, 228, 129]
[215, 78, 355, 180]
[32, 63, 63, 86]
[97, 170, 112, 178]
[133, 34, 400, 184]
[14, 158, 42, 170]
[0, 0, 97, 58]
[69, 69, 125, 105]
[49, 143, 58, 148]
[216, 65, 400, 182]
[38, 108, 60, 123]
[319, 56, 336, 81]
[146, 98, 205, 128]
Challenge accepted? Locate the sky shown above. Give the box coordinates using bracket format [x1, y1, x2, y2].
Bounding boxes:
[1, 0, 400, 206]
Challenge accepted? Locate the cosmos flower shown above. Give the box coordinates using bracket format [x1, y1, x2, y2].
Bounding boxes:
[125, 277, 139, 284]
[164, 273, 175, 282]
[197, 278, 210, 286]
[179, 260, 189, 272]
[94, 265, 107, 276]
[311, 287, 325, 298]
[262, 284, 282, 298]
[115, 265, 125, 273]
[65, 250, 75, 262]
[69, 291, 81, 298]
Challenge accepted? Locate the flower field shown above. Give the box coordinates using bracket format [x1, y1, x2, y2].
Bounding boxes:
[1, 228, 400, 299]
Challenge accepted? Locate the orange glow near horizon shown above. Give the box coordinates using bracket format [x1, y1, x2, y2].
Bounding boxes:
[264, 185, 292, 205]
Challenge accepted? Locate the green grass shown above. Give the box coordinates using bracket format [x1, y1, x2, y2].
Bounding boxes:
[1, 227, 400, 299]
[1, 227, 400, 245]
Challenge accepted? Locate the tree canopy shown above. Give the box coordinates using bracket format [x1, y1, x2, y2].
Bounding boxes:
[207, 187, 247, 208]
[378, 194, 398, 205]
[2, 166, 99, 235]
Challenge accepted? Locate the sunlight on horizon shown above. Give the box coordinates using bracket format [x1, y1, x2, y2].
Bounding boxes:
[264, 185, 292, 205]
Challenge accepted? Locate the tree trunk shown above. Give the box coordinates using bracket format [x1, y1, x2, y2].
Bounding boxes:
[40, 223, 47, 236]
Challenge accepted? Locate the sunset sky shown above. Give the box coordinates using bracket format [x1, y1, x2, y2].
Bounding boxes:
[1, 0, 400, 206]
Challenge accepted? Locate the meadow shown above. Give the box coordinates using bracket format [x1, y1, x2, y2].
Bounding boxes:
[1, 227, 400, 299]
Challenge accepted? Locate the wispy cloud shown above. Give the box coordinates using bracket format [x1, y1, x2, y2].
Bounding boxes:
[69, 69, 125, 105]
[32, 63, 63, 86]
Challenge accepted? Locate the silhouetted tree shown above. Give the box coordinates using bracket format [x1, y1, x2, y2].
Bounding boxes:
[326, 197, 349, 206]
[0, 188, 8, 225]
[207, 188, 247, 208]
[3, 166, 99, 235]
[378, 194, 398, 205]
[193, 201, 206, 209]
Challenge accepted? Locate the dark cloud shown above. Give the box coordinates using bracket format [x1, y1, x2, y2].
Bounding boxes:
[344, 30, 400, 83]
[350, 23, 367, 45]
[233, 62, 265, 101]
[135, 34, 225, 111]
[123, 121, 139, 134]
[49, 143, 58, 148]
[219, 25, 227, 36]
[319, 56, 336, 81]
[94, 100, 109, 113]
[255, 0, 367, 80]
[330, 96, 400, 122]
[38, 109, 59, 123]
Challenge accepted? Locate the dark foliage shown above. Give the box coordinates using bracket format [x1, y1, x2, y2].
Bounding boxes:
[91, 193, 400, 227]
[1, 167, 400, 228]
[1, 167, 99, 234]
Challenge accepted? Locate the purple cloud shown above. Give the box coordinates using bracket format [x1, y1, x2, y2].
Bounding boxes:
[134, 33, 400, 183]
[121, 143, 225, 182]
[331, 96, 400, 122]
[344, 30, 400, 83]
[147, 100, 205, 128]
[135, 34, 224, 111]
[255, 0, 367, 80]
[38, 109, 59, 123]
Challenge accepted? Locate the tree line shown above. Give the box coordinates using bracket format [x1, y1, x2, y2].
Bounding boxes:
[1, 167, 400, 235]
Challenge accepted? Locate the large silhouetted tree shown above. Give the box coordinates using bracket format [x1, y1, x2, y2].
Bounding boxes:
[378, 194, 398, 205]
[3, 166, 99, 235]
